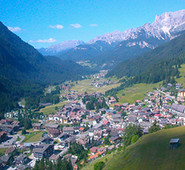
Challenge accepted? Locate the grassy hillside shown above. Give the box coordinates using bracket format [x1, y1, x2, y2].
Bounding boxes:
[39, 102, 66, 115]
[176, 64, 185, 87]
[71, 78, 120, 94]
[116, 82, 161, 104]
[103, 126, 185, 170]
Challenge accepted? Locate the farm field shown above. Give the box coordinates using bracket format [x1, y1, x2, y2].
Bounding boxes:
[22, 131, 45, 143]
[39, 102, 66, 115]
[71, 78, 120, 94]
[116, 83, 161, 104]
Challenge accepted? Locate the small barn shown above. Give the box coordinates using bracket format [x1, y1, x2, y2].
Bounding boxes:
[170, 138, 179, 149]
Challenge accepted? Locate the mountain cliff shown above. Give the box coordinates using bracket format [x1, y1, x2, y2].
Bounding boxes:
[38, 40, 84, 56]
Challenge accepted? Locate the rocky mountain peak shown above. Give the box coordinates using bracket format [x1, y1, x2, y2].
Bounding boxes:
[87, 9, 185, 45]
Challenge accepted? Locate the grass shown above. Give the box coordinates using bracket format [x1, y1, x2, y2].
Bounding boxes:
[71, 78, 120, 94]
[39, 102, 66, 115]
[16, 136, 21, 141]
[0, 148, 7, 156]
[117, 83, 161, 104]
[22, 131, 45, 143]
[175, 64, 185, 88]
[103, 126, 185, 170]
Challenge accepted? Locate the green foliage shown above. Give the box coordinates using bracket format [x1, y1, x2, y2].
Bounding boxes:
[83, 95, 109, 110]
[149, 121, 160, 133]
[94, 161, 105, 170]
[68, 142, 88, 161]
[33, 158, 73, 170]
[0, 22, 92, 114]
[163, 124, 179, 129]
[22, 128, 26, 135]
[123, 124, 143, 146]
[131, 135, 139, 144]
[104, 136, 111, 145]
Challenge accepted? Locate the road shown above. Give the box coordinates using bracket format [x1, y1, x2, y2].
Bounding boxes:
[0, 134, 25, 148]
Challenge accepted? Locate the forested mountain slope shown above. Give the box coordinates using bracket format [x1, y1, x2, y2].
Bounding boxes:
[0, 21, 91, 115]
[107, 31, 185, 84]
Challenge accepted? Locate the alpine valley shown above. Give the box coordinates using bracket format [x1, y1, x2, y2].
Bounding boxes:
[2, 7, 185, 170]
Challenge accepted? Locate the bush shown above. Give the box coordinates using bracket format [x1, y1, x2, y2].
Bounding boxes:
[131, 135, 139, 144]
[22, 128, 26, 135]
[149, 121, 160, 133]
[94, 161, 105, 170]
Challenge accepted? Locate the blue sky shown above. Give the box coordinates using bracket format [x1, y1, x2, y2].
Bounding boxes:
[1, 0, 185, 48]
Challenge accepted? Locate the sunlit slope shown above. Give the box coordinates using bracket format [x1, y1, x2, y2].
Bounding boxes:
[104, 126, 185, 170]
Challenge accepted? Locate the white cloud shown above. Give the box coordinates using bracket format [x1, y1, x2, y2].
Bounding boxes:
[29, 38, 56, 43]
[8, 26, 22, 32]
[70, 23, 82, 28]
[89, 24, 98, 27]
[49, 24, 64, 29]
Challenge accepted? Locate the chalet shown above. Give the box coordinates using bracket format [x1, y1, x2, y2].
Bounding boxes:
[14, 154, 30, 166]
[32, 123, 42, 130]
[33, 144, 54, 159]
[76, 137, 88, 147]
[58, 133, 71, 142]
[39, 103, 52, 107]
[45, 123, 59, 131]
[171, 103, 185, 114]
[90, 146, 99, 154]
[0, 124, 18, 135]
[0, 154, 12, 166]
[65, 136, 76, 146]
[167, 83, 173, 89]
[79, 127, 85, 133]
[178, 89, 185, 97]
[48, 129, 60, 138]
[40, 136, 54, 144]
[176, 83, 182, 90]
[21, 143, 33, 151]
[49, 154, 59, 163]
[114, 104, 121, 110]
[128, 114, 137, 123]
[109, 136, 122, 144]
[170, 138, 179, 149]
[63, 127, 74, 135]
[94, 115, 101, 122]
[103, 120, 110, 126]
[111, 114, 122, 123]
[5, 147, 16, 155]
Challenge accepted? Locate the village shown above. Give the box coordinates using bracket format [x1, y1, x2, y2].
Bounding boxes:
[0, 76, 185, 169]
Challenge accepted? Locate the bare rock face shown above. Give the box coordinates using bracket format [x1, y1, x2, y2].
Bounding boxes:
[87, 9, 185, 48]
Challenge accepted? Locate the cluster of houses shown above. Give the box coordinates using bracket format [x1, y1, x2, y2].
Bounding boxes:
[1, 82, 185, 169]
[90, 79, 115, 88]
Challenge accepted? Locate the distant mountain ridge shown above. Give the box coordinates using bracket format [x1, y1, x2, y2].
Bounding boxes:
[56, 9, 185, 69]
[38, 40, 84, 56]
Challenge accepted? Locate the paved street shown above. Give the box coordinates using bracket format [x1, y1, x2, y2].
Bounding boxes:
[0, 134, 25, 148]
